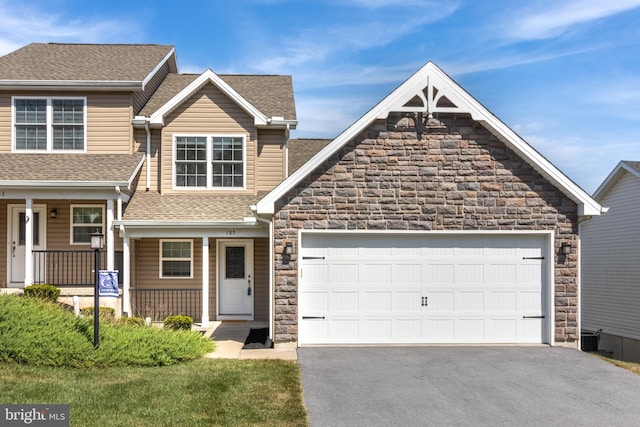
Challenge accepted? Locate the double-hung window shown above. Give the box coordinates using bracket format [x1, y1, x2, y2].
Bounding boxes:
[174, 135, 245, 189]
[71, 205, 104, 244]
[160, 240, 193, 278]
[13, 97, 86, 152]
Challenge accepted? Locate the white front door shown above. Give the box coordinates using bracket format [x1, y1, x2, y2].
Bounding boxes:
[9, 205, 46, 285]
[218, 240, 254, 316]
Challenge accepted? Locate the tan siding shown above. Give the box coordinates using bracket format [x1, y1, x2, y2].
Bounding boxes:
[160, 83, 257, 194]
[253, 238, 269, 321]
[0, 201, 7, 285]
[583, 171, 640, 340]
[133, 62, 170, 113]
[256, 130, 286, 192]
[134, 238, 203, 289]
[208, 240, 217, 320]
[0, 92, 132, 154]
[132, 128, 161, 192]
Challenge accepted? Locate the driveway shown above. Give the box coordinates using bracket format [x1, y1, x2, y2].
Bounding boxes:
[298, 346, 640, 426]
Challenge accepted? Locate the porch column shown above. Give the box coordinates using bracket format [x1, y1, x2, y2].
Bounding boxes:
[106, 199, 115, 270]
[122, 236, 131, 316]
[23, 198, 33, 287]
[202, 237, 210, 324]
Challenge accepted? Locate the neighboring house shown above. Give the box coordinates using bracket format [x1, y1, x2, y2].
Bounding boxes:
[582, 161, 640, 362]
[0, 43, 603, 349]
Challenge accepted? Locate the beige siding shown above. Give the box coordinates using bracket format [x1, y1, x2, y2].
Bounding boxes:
[133, 62, 170, 114]
[253, 238, 269, 321]
[134, 238, 203, 289]
[160, 83, 257, 194]
[582, 171, 640, 340]
[256, 129, 286, 192]
[132, 128, 162, 192]
[0, 200, 7, 285]
[0, 92, 132, 154]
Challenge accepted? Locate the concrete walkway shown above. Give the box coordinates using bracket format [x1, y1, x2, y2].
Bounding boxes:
[200, 321, 297, 361]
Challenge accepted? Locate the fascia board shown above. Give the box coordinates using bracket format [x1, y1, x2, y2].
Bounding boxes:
[0, 80, 142, 91]
[149, 69, 268, 126]
[592, 161, 640, 200]
[0, 181, 130, 188]
[141, 48, 177, 90]
[258, 61, 602, 217]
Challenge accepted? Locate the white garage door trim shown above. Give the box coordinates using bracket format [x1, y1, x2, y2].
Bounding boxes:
[298, 230, 555, 346]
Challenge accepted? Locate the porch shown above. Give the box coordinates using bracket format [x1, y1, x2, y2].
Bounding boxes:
[32, 250, 124, 287]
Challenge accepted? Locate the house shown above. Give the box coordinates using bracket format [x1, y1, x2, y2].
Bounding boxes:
[0, 43, 297, 325]
[582, 161, 640, 362]
[0, 43, 602, 349]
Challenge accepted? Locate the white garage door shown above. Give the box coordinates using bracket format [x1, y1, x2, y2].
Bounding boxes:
[298, 233, 548, 345]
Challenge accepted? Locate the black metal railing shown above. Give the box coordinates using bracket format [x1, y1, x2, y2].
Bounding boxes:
[130, 288, 202, 322]
[32, 250, 123, 286]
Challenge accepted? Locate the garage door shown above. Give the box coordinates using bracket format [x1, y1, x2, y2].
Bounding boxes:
[298, 233, 548, 345]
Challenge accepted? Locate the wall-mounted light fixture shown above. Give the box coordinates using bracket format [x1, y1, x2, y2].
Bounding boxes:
[562, 243, 571, 255]
[284, 242, 293, 255]
[49, 208, 58, 219]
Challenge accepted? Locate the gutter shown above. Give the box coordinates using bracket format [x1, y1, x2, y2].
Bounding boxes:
[0, 80, 143, 91]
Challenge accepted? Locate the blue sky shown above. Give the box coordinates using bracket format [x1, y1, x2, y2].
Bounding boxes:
[1, 0, 639, 193]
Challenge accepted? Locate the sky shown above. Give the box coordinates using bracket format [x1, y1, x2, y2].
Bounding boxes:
[1, 0, 639, 193]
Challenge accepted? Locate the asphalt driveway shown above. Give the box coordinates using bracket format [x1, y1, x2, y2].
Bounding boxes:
[298, 346, 640, 426]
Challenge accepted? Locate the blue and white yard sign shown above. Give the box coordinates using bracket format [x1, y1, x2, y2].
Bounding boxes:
[98, 270, 119, 297]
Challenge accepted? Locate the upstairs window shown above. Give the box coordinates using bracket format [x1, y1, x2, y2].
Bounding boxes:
[174, 135, 245, 189]
[13, 97, 86, 152]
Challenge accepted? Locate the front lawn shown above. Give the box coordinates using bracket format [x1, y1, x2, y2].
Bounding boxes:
[0, 359, 308, 426]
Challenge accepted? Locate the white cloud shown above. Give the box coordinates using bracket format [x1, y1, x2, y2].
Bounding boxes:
[502, 0, 640, 41]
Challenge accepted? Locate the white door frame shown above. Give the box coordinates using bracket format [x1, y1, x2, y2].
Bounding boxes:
[7, 204, 47, 287]
[216, 239, 254, 320]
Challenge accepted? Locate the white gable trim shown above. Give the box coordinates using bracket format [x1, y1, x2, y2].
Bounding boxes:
[257, 62, 601, 217]
[593, 161, 640, 201]
[149, 69, 268, 126]
[142, 47, 178, 91]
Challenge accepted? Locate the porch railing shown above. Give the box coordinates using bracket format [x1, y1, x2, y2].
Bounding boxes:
[32, 250, 123, 287]
[130, 288, 202, 322]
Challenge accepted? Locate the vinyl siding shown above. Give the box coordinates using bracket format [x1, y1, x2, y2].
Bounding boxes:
[0, 92, 132, 154]
[253, 237, 269, 321]
[256, 129, 286, 192]
[133, 128, 161, 192]
[582, 171, 640, 340]
[160, 83, 256, 194]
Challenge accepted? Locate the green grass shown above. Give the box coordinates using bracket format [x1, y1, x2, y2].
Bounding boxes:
[0, 359, 308, 426]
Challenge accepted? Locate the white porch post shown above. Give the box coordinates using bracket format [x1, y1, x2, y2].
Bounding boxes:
[23, 198, 33, 287]
[202, 237, 210, 324]
[123, 236, 131, 316]
[106, 199, 115, 270]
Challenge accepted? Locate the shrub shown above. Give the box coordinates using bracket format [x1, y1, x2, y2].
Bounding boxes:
[164, 315, 193, 331]
[117, 316, 145, 327]
[0, 294, 213, 367]
[80, 307, 116, 319]
[23, 284, 60, 302]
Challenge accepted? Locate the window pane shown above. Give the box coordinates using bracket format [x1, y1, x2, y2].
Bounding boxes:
[225, 247, 245, 278]
[15, 99, 46, 124]
[73, 207, 103, 225]
[53, 125, 84, 150]
[15, 125, 47, 150]
[73, 226, 102, 244]
[162, 261, 191, 277]
[162, 241, 191, 258]
[53, 100, 84, 124]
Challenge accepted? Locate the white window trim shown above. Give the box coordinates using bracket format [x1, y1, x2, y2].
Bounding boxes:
[69, 205, 105, 245]
[172, 134, 246, 191]
[159, 239, 194, 279]
[11, 96, 87, 153]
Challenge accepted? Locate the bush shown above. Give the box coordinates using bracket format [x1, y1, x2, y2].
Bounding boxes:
[23, 284, 60, 302]
[117, 316, 145, 327]
[0, 295, 213, 367]
[80, 307, 116, 319]
[164, 315, 193, 331]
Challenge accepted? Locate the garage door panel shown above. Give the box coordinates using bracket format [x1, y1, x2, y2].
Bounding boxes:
[299, 233, 547, 345]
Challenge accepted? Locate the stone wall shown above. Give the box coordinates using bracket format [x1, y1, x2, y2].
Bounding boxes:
[273, 112, 578, 344]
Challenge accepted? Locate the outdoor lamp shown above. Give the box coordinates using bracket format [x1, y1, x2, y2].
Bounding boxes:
[562, 243, 571, 255]
[90, 232, 104, 349]
[284, 242, 293, 255]
[49, 208, 58, 219]
[90, 232, 104, 250]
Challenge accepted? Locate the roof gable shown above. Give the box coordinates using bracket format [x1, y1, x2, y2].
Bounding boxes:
[146, 69, 297, 128]
[257, 62, 602, 217]
[593, 161, 640, 201]
[0, 43, 177, 90]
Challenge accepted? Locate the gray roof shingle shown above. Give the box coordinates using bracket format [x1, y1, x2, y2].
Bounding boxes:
[123, 192, 267, 222]
[138, 73, 296, 121]
[0, 154, 143, 184]
[0, 43, 174, 83]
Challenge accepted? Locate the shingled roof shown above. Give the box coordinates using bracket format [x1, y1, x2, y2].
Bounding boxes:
[138, 73, 296, 121]
[288, 138, 332, 174]
[0, 43, 175, 86]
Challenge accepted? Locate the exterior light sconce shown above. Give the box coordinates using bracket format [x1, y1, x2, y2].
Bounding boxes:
[49, 208, 58, 219]
[562, 243, 571, 255]
[284, 242, 293, 255]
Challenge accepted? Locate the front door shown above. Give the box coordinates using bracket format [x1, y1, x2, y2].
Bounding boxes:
[218, 240, 254, 316]
[9, 205, 46, 285]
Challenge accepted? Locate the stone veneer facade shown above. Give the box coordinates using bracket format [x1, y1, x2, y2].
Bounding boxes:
[272, 112, 578, 345]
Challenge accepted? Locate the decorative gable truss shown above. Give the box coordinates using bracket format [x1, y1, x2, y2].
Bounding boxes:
[256, 62, 602, 217]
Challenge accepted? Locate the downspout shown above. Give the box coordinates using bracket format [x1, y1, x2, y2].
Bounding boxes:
[144, 121, 151, 191]
[252, 206, 274, 341]
[115, 186, 123, 221]
[284, 123, 290, 178]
